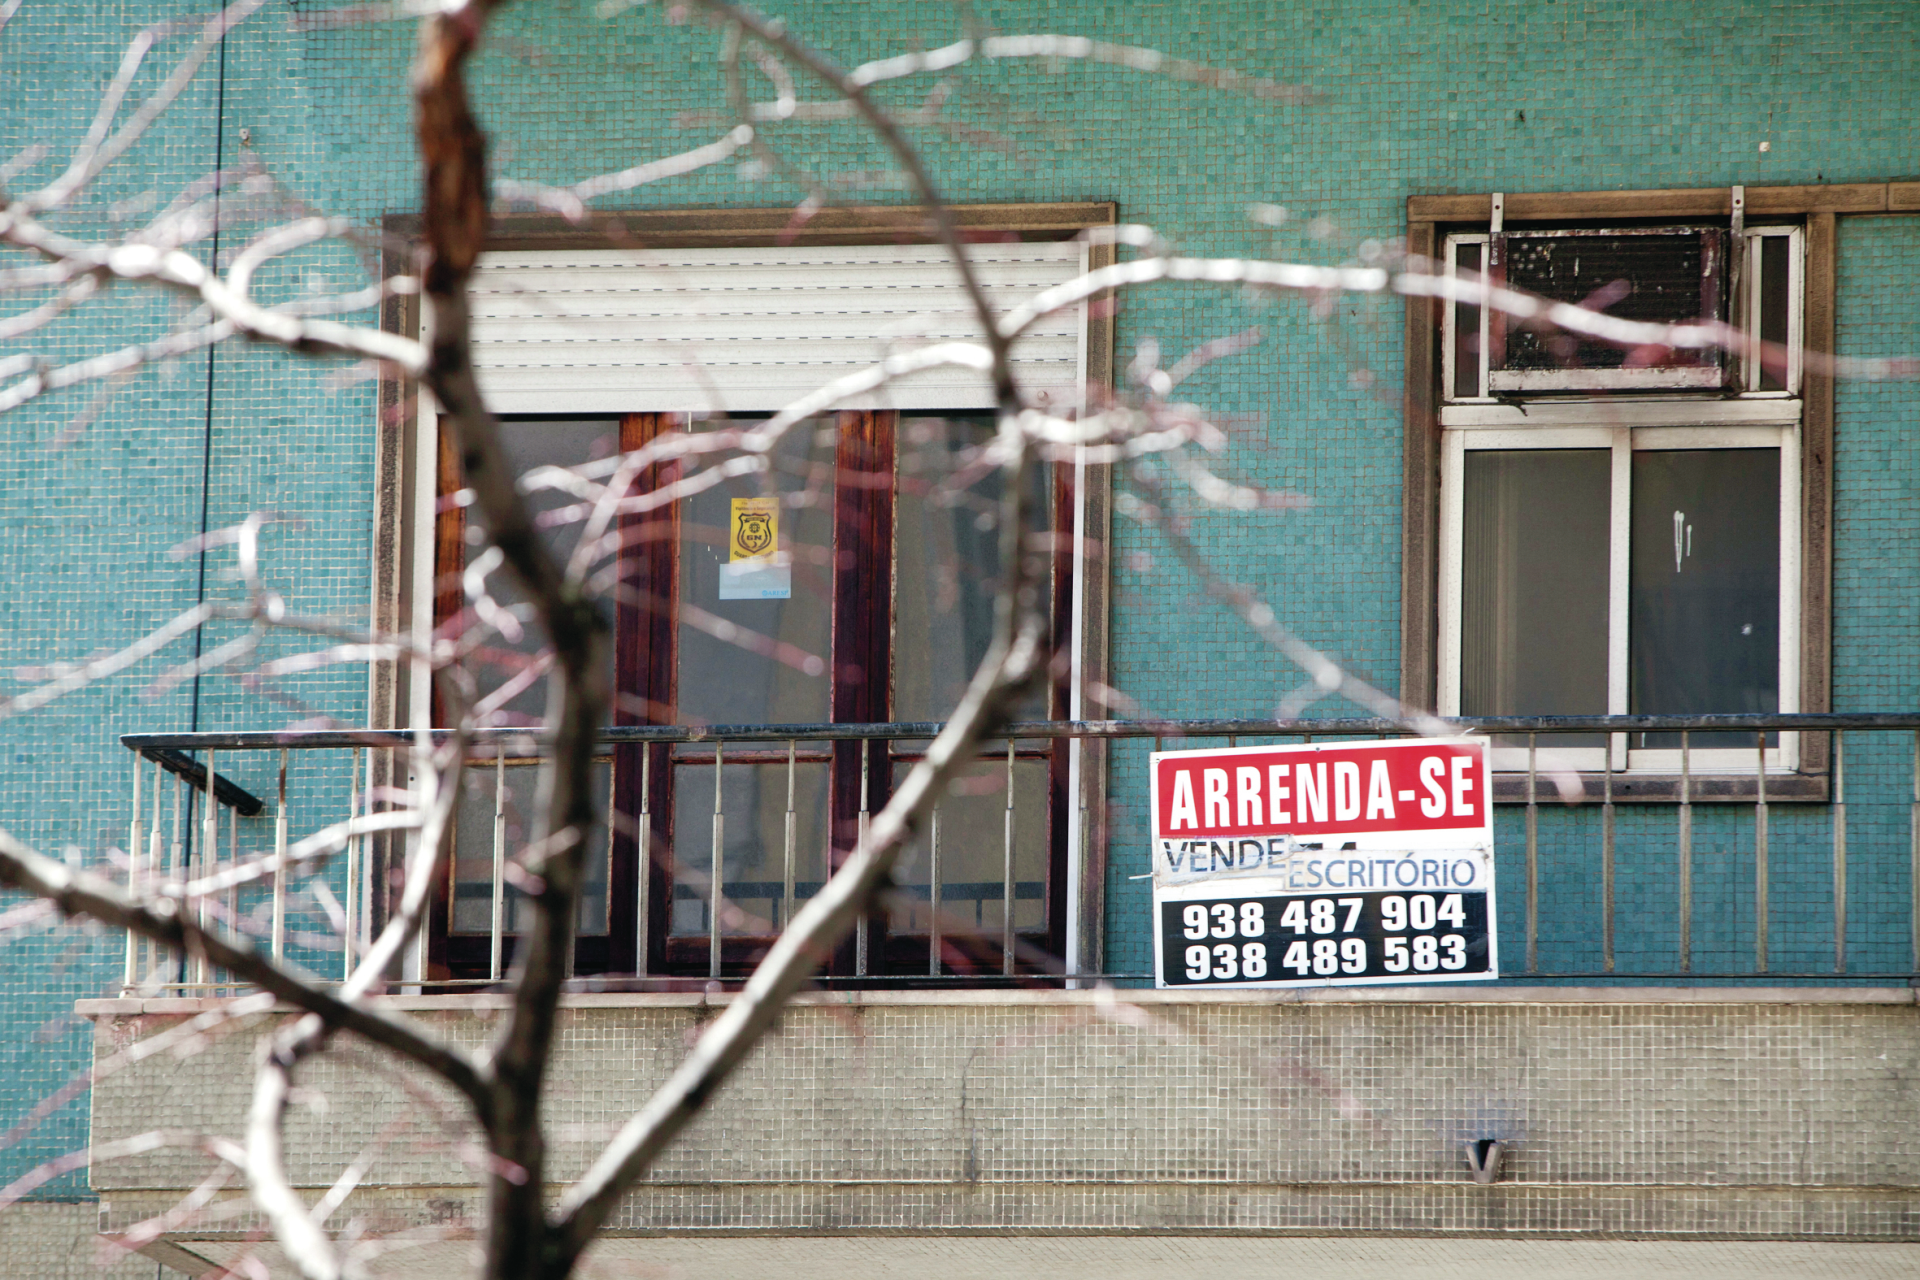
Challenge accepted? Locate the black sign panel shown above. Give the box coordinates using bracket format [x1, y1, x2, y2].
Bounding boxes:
[1156, 890, 1493, 987]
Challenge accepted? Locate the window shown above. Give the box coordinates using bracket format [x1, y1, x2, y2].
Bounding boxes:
[1439, 421, 1800, 773]
[618, 410, 1066, 978]
[385, 206, 1116, 979]
[429, 409, 1075, 980]
[1402, 187, 1838, 795]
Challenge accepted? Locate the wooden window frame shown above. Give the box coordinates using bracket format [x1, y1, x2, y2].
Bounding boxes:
[616, 409, 1081, 981]
[374, 204, 1117, 980]
[1402, 185, 1850, 804]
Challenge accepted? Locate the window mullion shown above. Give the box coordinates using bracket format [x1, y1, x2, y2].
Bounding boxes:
[1746, 231, 1763, 393]
[1778, 424, 1804, 771]
[1436, 431, 1467, 717]
[1607, 429, 1632, 770]
[1789, 227, 1807, 396]
[829, 409, 896, 978]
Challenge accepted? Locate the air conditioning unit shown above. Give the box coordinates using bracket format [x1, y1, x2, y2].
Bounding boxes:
[1487, 226, 1728, 392]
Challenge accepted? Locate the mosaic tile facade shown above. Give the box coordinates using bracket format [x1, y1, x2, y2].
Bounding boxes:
[3, 0, 1920, 1236]
[0, 1202, 155, 1280]
[149, 1235, 1920, 1280]
[73, 994, 1920, 1243]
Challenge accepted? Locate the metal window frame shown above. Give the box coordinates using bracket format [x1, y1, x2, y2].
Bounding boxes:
[1440, 233, 1493, 404]
[1439, 422, 1801, 776]
[1484, 225, 1730, 393]
[1740, 225, 1806, 396]
[1442, 226, 1804, 403]
[1406, 185, 1839, 801]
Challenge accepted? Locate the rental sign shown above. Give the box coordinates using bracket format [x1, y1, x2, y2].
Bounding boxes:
[1149, 738, 1497, 989]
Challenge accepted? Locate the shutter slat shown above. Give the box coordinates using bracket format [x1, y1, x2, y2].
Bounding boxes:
[467, 242, 1086, 414]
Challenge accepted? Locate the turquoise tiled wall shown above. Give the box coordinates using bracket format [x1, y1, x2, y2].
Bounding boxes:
[3, 0, 1918, 1191]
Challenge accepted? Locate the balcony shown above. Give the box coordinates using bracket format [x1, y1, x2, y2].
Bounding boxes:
[107, 713, 1920, 993]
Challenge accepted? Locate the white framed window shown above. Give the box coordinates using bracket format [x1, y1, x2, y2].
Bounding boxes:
[1436, 225, 1806, 775]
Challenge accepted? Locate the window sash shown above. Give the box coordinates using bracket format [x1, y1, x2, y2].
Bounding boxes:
[420, 410, 1083, 979]
[1439, 424, 1801, 773]
[1740, 226, 1805, 396]
[1442, 227, 1805, 404]
[625, 411, 1080, 978]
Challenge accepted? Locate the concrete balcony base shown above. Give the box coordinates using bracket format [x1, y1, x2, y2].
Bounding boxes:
[75, 990, 1920, 1266]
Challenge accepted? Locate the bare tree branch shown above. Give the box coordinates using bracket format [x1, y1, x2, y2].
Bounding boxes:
[0, 830, 488, 1106]
[556, 461, 1049, 1260]
[0, 209, 426, 369]
[410, 6, 614, 1274]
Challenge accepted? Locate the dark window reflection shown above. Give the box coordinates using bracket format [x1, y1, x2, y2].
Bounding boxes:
[453, 761, 611, 937]
[474, 419, 621, 724]
[1757, 236, 1792, 392]
[1461, 450, 1610, 747]
[456, 419, 621, 938]
[1630, 449, 1779, 748]
[676, 417, 835, 727]
[889, 757, 1048, 941]
[1453, 242, 1484, 400]
[670, 761, 829, 937]
[893, 415, 1051, 723]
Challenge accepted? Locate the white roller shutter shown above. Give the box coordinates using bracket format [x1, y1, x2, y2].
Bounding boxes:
[467, 241, 1087, 415]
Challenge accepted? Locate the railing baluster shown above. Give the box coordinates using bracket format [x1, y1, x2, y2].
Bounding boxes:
[344, 746, 361, 982]
[169, 771, 183, 984]
[1002, 740, 1016, 977]
[1078, 766, 1089, 986]
[711, 739, 725, 981]
[125, 755, 142, 990]
[490, 751, 506, 982]
[856, 744, 870, 977]
[1834, 730, 1848, 974]
[929, 800, 942, 977]
[1601, 743, 1614, 974]
[1678, 731, 1692, 974]
[1755, 736, 1769, 974]
[272, 750, 288, 963]
[146, 759, 163, 984]
[636, 745, 650, 977]
[200, 750, 216, 986]
[1525, 733, 1538, 975]
[227, 804, 238, 990]
[1911, 730, 1920, 975]
[782, 740, 797, 931]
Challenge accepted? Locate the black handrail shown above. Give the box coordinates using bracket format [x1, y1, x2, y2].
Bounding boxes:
[120, 711, 1920, 753]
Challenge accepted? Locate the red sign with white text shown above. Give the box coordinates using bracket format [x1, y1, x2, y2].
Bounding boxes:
[1151, 739, 1489, 842]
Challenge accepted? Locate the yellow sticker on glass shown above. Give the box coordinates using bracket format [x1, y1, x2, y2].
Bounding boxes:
[721, 497, 790, 600]
[729, 497, 779, 561]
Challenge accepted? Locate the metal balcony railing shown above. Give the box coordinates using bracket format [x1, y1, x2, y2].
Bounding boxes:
[115, 713, 1920, 992]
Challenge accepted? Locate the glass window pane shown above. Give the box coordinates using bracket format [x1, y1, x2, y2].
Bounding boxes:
[453, 760, 611, 936]
[893, 415, 1051, 723]
[889, 757, 1049, 941]
[669, 760, 830, 937]
[1630, 449, 1780, 748]
[1461, 450, 1610, 747]
[1452, 242, 1483, 400]
[1498, 231, 1722, 373]
[676, 418, 834, 726]
[1758, 236, 1792, 392]
[474, 420, 622, 724]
